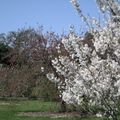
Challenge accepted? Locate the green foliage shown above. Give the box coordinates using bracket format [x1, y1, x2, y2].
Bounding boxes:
[0, 42, 10, 66]
[31, 78, 59, 101]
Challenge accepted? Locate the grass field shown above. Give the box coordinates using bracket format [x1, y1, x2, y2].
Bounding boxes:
[0, 100, 101, 120]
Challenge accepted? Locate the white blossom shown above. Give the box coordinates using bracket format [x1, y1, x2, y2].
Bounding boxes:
[47, 0, 120, 119]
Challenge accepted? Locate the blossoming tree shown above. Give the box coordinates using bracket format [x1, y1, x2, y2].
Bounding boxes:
[47, 0, 120, 119]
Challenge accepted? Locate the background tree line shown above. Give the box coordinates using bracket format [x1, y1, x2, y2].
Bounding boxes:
[0, 27, 65, 101]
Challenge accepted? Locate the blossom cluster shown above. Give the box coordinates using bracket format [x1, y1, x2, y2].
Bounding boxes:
[47, 0, 120, 119]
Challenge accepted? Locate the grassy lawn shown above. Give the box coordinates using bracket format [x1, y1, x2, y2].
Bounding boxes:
[0, 100, 101, 120]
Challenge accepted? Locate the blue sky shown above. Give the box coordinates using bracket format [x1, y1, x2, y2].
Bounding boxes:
[0, 0, 99, 34]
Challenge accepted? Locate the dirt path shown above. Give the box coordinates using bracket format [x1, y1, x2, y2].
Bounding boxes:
[18, 112, 81, 118]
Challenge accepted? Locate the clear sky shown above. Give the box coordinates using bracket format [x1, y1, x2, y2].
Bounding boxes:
[0, 0, 99, 34]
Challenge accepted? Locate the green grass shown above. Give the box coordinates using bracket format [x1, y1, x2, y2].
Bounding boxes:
[0, 100, 101, 120]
